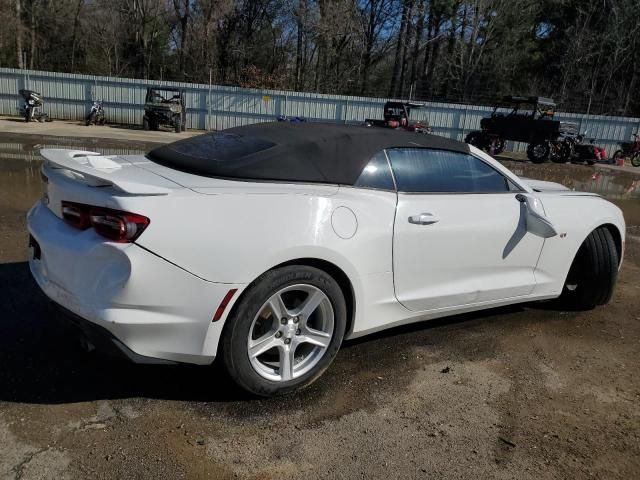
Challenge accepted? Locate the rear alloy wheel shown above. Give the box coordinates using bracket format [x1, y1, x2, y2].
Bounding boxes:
[631, 152, 640, 167]
[557, 227, 619, 310]
[222, 266, 346, 396]
[527, 142, 550, 163]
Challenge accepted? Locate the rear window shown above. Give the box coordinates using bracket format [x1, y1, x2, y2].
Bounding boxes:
[147, 133, 276, 176]
[353, 151, 395, 191]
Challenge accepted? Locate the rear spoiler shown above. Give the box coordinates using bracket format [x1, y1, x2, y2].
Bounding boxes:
[40, 149, 171, 195]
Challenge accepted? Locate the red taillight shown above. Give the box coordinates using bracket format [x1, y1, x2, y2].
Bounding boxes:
[61, 201, 150, 243]
[61, 202, 91, 230]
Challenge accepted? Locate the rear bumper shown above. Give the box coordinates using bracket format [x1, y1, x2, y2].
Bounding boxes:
[55, 303, 176, 364]
[27, 200, 243, 365]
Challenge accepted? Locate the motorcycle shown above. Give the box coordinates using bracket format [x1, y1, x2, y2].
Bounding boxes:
[18, 89, 50, 122]
[86, 100, 106, 126]
[612, 133, 640, 167]
[550, 133, 606, 165]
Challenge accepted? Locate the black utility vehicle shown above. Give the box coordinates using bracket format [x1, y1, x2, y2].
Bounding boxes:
[465, 96, 577, 163]
[142, 88, 186, 133]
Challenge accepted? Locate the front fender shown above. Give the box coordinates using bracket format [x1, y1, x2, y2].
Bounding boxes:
[532, 194, 625, 297]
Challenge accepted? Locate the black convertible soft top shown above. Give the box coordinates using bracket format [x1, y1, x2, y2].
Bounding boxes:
[147, 122, 469, 185]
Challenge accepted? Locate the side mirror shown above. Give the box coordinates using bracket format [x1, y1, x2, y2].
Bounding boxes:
[516, 194, 558, 238]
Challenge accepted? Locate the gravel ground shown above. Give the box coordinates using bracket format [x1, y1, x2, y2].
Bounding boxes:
[1, 133, 639, 480]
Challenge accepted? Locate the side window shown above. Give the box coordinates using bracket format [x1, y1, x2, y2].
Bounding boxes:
[386, 148, 514, 193]
[353, 151, 395, 191]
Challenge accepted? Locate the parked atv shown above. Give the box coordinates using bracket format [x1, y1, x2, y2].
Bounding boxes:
[465, 96, 577, 163]
[18, 89, 50, 123]
[142, 88, 186, 133]
[86, 100, 105, 126]
[612, 133, 640, 167]
[364, 101, 431, 134]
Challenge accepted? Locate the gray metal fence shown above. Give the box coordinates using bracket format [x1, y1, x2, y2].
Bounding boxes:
[1, 67, 639, 155]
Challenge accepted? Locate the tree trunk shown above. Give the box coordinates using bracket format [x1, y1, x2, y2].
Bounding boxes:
[29, 0, 36, 69]
[409, 0, 425, 98]
[360, 0, 377, 94]
[295, 0, 307, 90]
[398, 0, 415, 98]
[389, 0, 411, 98]
[16, 0, 24, 69]
[70, 0, 84, 72]
[173, 0, 190, 79]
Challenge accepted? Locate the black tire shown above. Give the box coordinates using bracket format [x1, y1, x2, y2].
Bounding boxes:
[142, 117, 150, 131]
[465, 131, 486, 150]
[612, 150, 624, 164]
[98, 117, 106, 126]
[221, 266, 347, 397]
[86, 112, 96, 126]
[527, 142, 550, 163]
[557, 227, 619, 310]
[495, 139, 506, 155]
[631, 152, 640, 167]
[174, 116, 182, 133]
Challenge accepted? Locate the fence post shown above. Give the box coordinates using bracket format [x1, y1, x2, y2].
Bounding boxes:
[207, 68, 212, 131]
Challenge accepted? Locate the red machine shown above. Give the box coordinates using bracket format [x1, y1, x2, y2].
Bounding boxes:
[365, 101, 431, 134]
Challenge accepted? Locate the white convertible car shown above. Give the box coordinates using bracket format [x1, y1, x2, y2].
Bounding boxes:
[27, 123, 624, 396]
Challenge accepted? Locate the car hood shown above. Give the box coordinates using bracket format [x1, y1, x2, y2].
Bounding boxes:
[520, 177, 602, 197]
[520, 177, 571, 192]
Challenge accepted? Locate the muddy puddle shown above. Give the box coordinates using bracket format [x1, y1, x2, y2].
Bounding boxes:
[0, 135, 638, 245]
[0, 133, 155, 213]
[500, 159, 640, 227]
[0, 134, 158, 261]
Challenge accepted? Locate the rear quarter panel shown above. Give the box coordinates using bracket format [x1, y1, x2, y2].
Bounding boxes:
[133, 186, 396, 284]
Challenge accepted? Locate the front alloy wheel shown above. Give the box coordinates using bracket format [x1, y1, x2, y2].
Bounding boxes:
[222, 266, 346, 396]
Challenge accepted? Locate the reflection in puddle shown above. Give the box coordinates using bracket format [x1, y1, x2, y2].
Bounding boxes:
[0, 135, 156, 251]
[501, 160, 640, 200]
[0, 135, 638, 228]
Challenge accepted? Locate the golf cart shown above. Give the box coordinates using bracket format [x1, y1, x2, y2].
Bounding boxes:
[142, 88, 186, 133]
[465, 96, 578, 163]
[365, 101, 431, 134]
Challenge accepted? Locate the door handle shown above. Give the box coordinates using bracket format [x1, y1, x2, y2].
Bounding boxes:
[408, 213, 440, 225]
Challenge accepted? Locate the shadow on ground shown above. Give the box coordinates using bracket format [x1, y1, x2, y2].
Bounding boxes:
[0, 260, 539, 406]
[0, 261, 252, 404]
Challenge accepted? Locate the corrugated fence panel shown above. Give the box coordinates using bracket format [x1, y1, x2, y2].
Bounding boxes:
[1, 67, 639, 156]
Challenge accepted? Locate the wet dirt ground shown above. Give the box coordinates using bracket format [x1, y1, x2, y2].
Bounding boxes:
[0, 133, 639, 480]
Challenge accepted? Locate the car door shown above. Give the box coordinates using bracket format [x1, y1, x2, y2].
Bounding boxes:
[388, 147, 544, 312]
